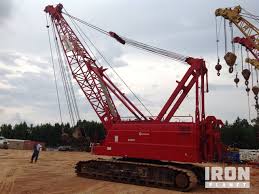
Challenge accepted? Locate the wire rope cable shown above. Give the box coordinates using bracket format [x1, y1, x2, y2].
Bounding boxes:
[64, 9, 153, 116]
[51, 20, 76, 126]
[46, 14, 63, 124]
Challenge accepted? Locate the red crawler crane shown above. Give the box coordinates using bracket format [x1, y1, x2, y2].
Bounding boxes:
[45, 4, 223, 191]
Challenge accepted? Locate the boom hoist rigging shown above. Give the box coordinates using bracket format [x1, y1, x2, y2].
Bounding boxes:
[46, 14, 81, 127]
[215, 5, 259, 118]
[45, 4, 224, 191]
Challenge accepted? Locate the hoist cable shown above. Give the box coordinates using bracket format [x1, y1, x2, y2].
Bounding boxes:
[57, 40, 81, 124]
[246, 51, 250, 69]
[240, 14, 259, 24]
[215, 16, 223, 64]
[248, 94, 251, 121]
[256, 69, 259, 84]
[57, 48, 77, 126]
[62, 12, 109, 36]
[46, 14, 63, 124]
[240, 8, 259, 23]
[63, 58, 81, 121]
[51, 20, 76, 126]
[52, 27, 75, 126]
[216, 17, 223, 38]
[215, 16, 220, 60]
[224, 19, 228, 54]
[241, 46, 244, 70]
[64, 9, 153, 117]
[235, 44, 240, 74]
[52, 18, 81, 122]
[67, 69, 81, 121]
[229, 22, 235, 54]
[65, 13, 102, 66]
[242, 9, 259, 19]
[64, 11, 153, 117]
[66, 15, 128, 118]
[122, 37, 187, 62]
[251, 64, 254, 87]
[63, 10, 187, 62]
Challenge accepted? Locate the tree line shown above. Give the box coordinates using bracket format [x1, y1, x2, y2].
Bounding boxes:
[221, 117, 259, 149]
[0, 117, 258, 149]
[0, 120, 104, 147]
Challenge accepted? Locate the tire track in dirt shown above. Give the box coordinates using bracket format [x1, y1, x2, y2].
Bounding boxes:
[0, 167, 17, 194]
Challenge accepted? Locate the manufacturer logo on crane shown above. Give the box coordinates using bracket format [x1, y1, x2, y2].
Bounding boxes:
[139, 132, 150, 136]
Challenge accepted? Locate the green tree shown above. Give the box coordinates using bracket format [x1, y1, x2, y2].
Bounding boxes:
[0, 124, 13, 138]
[221, 117, 258, 149]
[76, 120, 105, 142]
[13, 122, 29, 140]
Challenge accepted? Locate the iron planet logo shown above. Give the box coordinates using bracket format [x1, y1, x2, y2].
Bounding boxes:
[205, 166, 250, 188]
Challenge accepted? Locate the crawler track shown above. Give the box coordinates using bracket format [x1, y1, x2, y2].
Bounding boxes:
[75, 159, 203, 191]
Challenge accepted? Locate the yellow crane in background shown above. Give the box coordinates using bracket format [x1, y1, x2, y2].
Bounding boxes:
[215, 5, 259, 119]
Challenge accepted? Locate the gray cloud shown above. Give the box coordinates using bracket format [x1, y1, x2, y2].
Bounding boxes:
[0, 51, 18, 66]
[0, 50, 95, 124]
[12, 112, 22, 123]
[0, 68, 12, 76]
[209, 83, 237, 91]
[0, 72, 55, 107]
[0, 0, 13, 24]
[112, 58, 129, 68]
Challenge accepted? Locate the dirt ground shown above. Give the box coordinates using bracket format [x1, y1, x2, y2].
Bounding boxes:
[0, 149, 258, 194]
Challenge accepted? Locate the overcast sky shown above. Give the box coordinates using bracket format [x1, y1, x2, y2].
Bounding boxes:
[0, 0, 258, 125]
